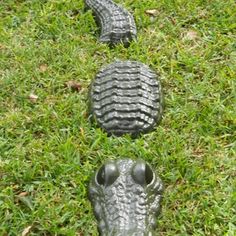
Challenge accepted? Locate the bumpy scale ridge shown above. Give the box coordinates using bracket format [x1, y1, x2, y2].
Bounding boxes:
[89, 159, 164, 235]
[85, 0, 137, 46]
[89, 61, 164, 136]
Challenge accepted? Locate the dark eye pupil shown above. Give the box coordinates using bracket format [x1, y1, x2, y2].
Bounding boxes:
[97, 165, 105, 185]
[96, 163, 119, 186]
[145, 164, 153, 185]
[131, 162, 154, 185]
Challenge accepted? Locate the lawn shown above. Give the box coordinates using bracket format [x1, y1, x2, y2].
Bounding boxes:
[0, 0, 235, 235]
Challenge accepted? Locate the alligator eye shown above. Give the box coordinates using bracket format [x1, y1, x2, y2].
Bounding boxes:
[96, 162, 119, 186]
[131, 161, 154, 186]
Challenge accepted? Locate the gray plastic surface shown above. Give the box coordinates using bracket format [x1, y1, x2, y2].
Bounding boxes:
[89, 158, 164, 236]
[89, 61, 164, 136]
[85, 0, 137, 46]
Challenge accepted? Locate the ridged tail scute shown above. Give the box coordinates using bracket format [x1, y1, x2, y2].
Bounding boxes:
[89, 61, 164, 137]
[85, 0, 137, 46]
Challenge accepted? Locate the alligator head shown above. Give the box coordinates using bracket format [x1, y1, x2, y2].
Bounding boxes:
[89, 159, 164, 235]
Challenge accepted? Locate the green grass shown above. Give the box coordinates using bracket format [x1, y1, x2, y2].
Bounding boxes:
[0, 0, 235, 235]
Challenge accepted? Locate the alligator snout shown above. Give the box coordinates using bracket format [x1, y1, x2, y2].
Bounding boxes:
[89, 159, 164, 236]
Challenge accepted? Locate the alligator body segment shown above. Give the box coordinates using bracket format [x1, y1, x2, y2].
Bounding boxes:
[89, 61, 164, 137]
[89, 159, 164, 235]
[84, 0, 137, 46]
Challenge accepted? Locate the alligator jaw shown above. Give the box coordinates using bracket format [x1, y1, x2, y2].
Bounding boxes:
[103, 229, 153, 236]
[98, 221, 154, 235]
[99, 222, 153, 235]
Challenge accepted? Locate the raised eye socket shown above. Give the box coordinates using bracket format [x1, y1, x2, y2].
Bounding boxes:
[131, 161, 154, 186]
[96, 162, 119, 186]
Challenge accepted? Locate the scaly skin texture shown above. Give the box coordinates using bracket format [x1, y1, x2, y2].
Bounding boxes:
[89, 159, 164, 236]
[89, 61, 164, 137]
[85, 0, 137, 46]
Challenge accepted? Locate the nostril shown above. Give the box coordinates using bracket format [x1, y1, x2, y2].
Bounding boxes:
[131, 161, 154, 185]
[96, 162, 119, 186]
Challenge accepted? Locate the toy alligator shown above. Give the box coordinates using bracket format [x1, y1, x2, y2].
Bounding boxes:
[86, 1, 165, 235]
[85, 0, 137, 46]
[89, 159, 164, 235]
